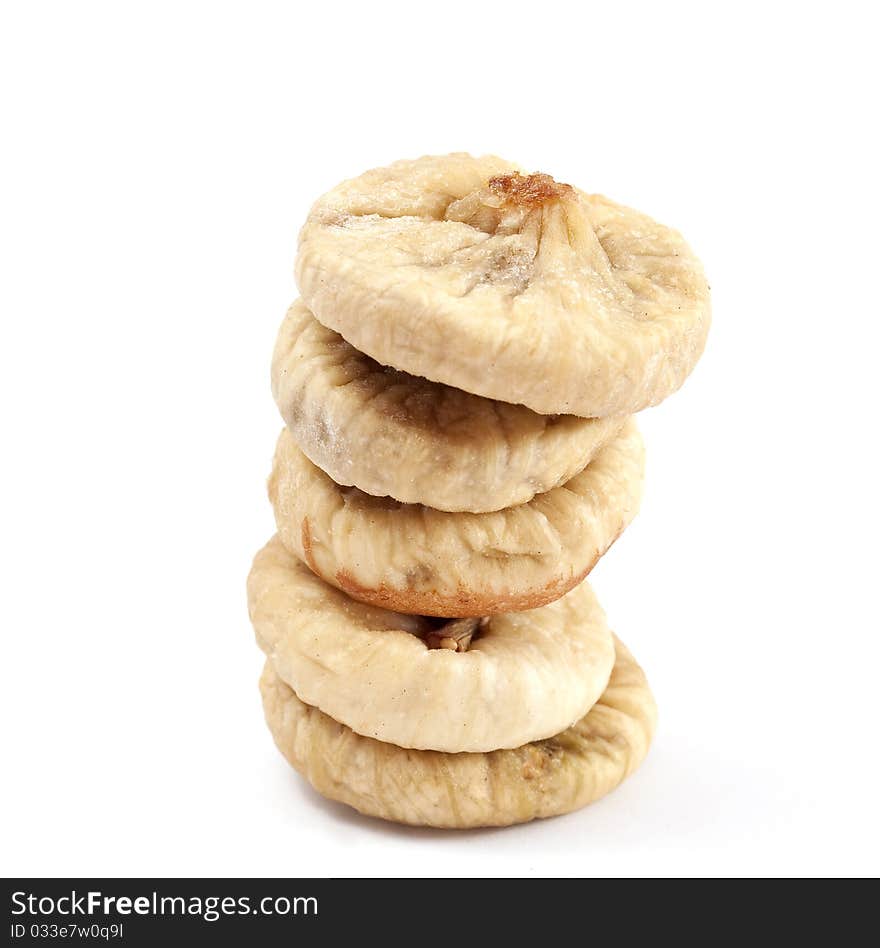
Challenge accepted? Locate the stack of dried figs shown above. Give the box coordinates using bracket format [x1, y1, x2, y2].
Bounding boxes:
[247, 154, 710, 828]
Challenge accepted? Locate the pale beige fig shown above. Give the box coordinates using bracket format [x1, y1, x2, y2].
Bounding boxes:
[260, 637, 656, 828]
[296, 154, 710, 418]
[268, 419, 644, 617]
[271, 300, 626, 513]
[247, 535, 615, 753]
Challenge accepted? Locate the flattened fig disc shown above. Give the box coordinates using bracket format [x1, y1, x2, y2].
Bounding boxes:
[247, 535, 615, 753]
[296, 154, 710, 418]
[259, 637, 656, 828]
[272, 300, 626, 512]
[268, 420, 644, 617]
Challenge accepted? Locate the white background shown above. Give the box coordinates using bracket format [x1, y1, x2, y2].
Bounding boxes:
[2, 1, 878, 878]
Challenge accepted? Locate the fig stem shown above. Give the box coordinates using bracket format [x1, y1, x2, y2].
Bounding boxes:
[487, 172, 573, 207]
[423, 617, 484, 653]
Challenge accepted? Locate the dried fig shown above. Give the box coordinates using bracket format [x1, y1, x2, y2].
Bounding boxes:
[259, 637, 656, 828]
[296, 154, 710, 417]
[268, 420, 645, 617]
[272, 300, 626, 512]
[247, 536, 615, 753]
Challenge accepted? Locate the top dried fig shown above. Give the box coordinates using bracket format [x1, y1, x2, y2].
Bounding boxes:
[296, 154, 710, 418]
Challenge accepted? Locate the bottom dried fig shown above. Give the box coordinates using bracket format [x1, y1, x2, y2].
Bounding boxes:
[260, 637, 656, 829]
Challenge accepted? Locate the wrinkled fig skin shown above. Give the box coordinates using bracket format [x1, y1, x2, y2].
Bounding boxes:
[247, 536, 615, 753]
[296, 154, 711, 418]
[260, 638, 656, 829]
[271, 300, 626, 512]
[268, 420, 645, 617]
